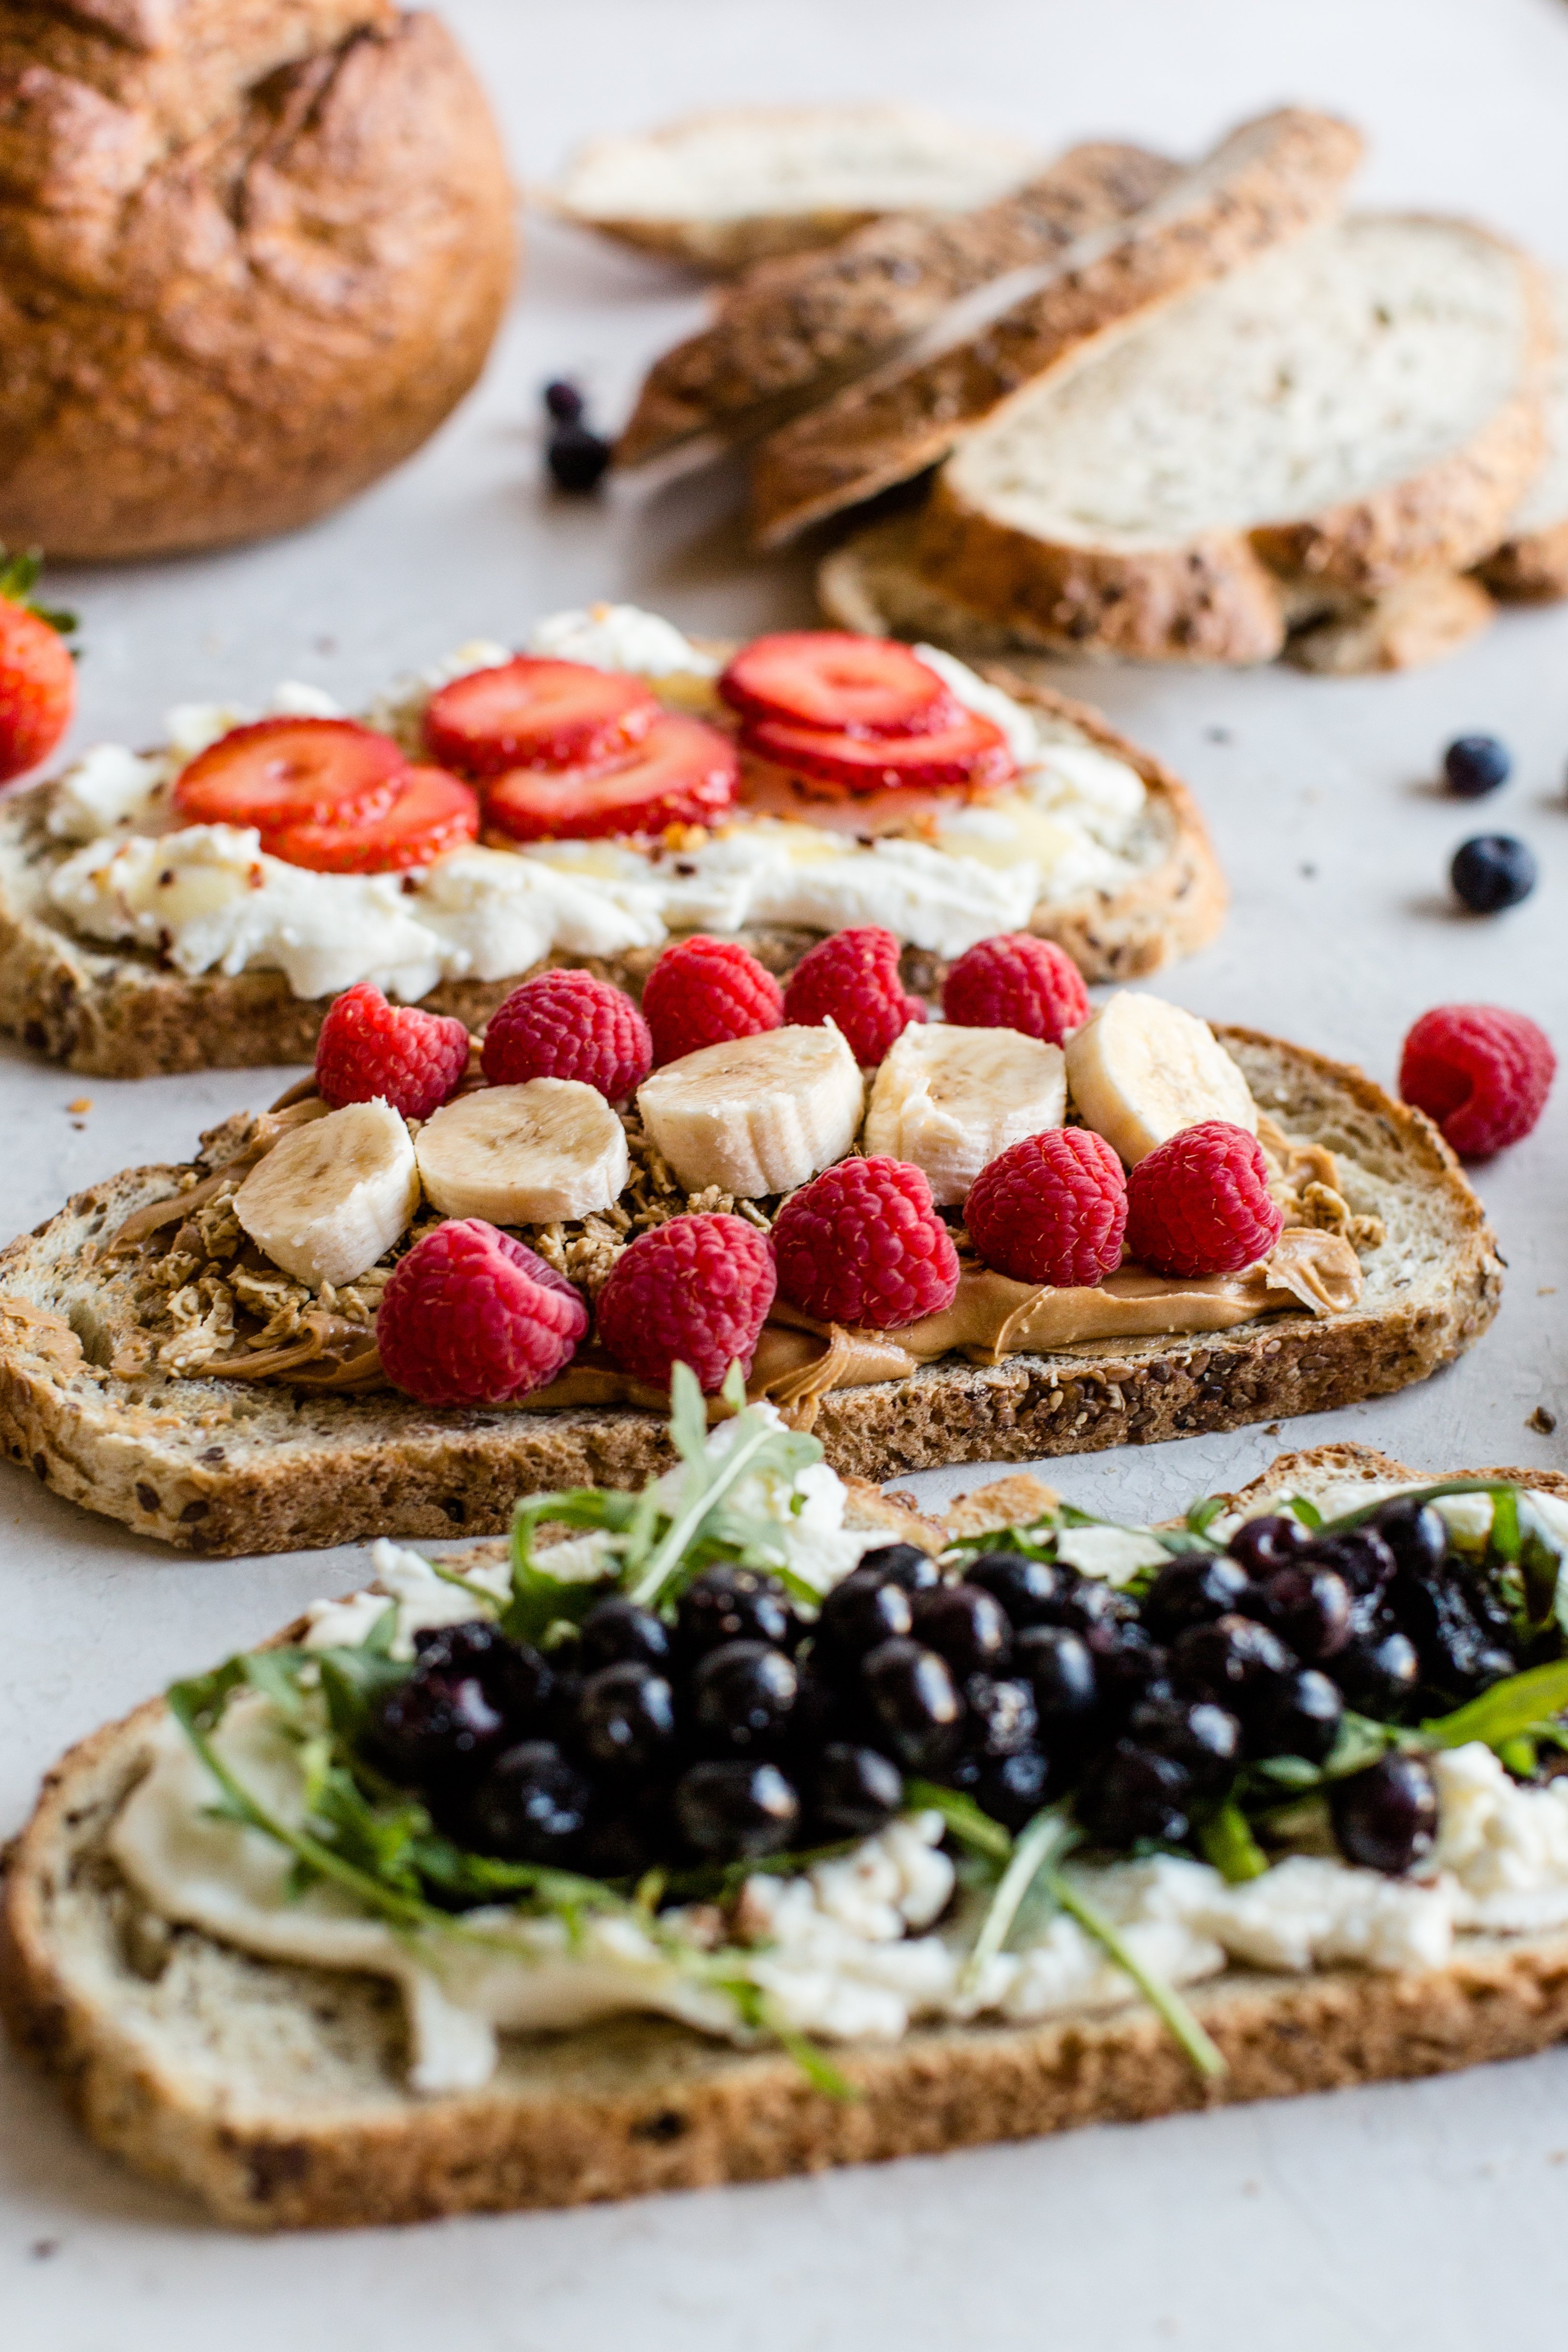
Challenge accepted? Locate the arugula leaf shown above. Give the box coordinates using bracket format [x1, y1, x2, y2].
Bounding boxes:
[905, 1779, 1013, 1865]
[626, 1397, 823, 1611]
[1186, 1496, 1228, 1540]
[1314, 1479, 1506, 1539]
[1282, 1494, 1323, 1530]
[1421, 1658, 1568, 1753]
[314, 1640, 407, 1747]
[961, 1808, 1077, 1990]
[1197, 1801, 1269, 1884]
[1039, 1861, 1226, 2081]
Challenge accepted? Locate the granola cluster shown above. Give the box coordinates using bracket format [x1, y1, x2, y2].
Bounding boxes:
[528, 1112, 773, 1299]
[1258, 1119, 1386, 1255]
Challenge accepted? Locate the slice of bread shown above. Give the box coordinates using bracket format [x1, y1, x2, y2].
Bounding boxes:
[910, 215, 1550, 663]
[0, 673, 1224, 1077]
[615, 143, 1179, 468]
[0, 1028, 1499, 1554]
[1478, 276, 1568, 600]
[545, 104, 1041, 273]
[4, 1444, 1564, 2230]
[748, 108, 1363, 549]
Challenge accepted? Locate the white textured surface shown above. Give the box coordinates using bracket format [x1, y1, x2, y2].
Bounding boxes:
[4, 0, 1568, 2344]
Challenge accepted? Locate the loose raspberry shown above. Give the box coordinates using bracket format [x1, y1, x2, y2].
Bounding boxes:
[771, 1157, 959, 1330]
[781, 926, 926, 1065]
[1123, 1121, 1283, 1279]
[315, 983, 469, 1120]
[595, 1213, 777, 1392]
[1399, 1004, 1555, 1158]
[965, 1128, 1127, 1287]
[482, 969, 652, 1101]
[641, 936, 783, 1068]
[377, 1221, 587, 1406]
[942, 932, 1090, 1045]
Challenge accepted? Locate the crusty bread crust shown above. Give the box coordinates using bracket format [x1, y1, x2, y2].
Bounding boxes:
[3, 1445, 1564, 2230]
[0, 1030, 1500, 1554]
[0, 677, 1225, 1076]
[748, 109, 1362, 549]
[615, 143, 1179, 468]
[0, 7, 515, 562]
[1478, 517, 1568, 600]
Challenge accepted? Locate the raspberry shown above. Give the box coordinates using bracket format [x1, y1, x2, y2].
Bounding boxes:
[942, 933, 1090, 1045]
[377, 1220, 588, 1405]
[315, 983, 469, 1120]
[965, 1128, 1127, 1286]
[595, 1213, 777, 1392]
[1124, 1122, 1283, 1279]
[481, 969, 652, 1101]
[771, 1157, 959, 1330]
[1399, 1003, 1556, 1158]
[640, 936, 784, 1068]
[781, 926, 926, 1065]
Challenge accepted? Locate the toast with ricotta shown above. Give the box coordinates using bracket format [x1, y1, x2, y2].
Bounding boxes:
[0, 1020, 1499, 1554]
[5, 1442, 1567, 2231]
[0, 626, 1222, 1078]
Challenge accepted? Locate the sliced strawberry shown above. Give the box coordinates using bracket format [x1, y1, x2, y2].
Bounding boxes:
[741, 709, 1017, 794]
[484, 714, 740, 842]
[424, 657, 660, 777]
[173, 717, 406, 831]
[719, 632, 959, 736]
[264, 767, 480, 873]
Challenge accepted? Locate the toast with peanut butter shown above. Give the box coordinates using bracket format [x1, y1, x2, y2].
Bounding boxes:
[0, 1007, 1499, 1555]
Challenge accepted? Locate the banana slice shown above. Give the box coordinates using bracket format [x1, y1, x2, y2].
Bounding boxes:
[234, 1098, 419, 1290]
[864, 1023, 1066, 1207]
[1064, 991, 1258, 1166]
[415, 1080, 629, 1224]
[638, 1023, 862, 1197]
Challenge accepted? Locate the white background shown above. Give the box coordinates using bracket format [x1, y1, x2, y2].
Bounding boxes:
[6, 0, 1568, 2343]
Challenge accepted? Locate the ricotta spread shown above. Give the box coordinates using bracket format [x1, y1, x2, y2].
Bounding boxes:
[42, 610, 1156, 996]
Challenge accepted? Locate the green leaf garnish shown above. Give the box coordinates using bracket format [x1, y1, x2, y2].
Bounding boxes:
[1038, 1863, 1226, 2082]
[1421, 1658, 1568, 1753]
[1197, 1801, 1269, 1884]
[962, 1807, 1077, 1991]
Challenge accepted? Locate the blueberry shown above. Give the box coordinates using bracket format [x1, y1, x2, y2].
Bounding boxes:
[855, 1542, 941, 1594]
[1443, 735, 1511, 798]
[1171, 1614, 1297, 1717]
[1080, 1741, 1193, 1848]
[1142, 1553, 1254, 1639]
[1334, 1622, 1421, 1712]
[1250, 1668, 1343, 1764]
[370, 1665, 509, 1786]
[578, 1597, 672, 1674]
[574, 1663, 677, 1774]
[812, 1744, 903, 1837]
[691, 1641, 799, 1754]
[1224, 1513, 1313, 1579]
[1127, 1695, 1242, 1795]
[1389, 1570, 1515, 1701]
[861, 1639, 963, 1771]
[675, 1760, 801, 1860]
[910, 1583, 1012, 1676]
[972, 1747, 1054, 1832]
[677, 1566, 798, 1658]
[543, 378, 585, 423]
[1251, 1564, 1353, 1662]
[1373, 1498, 1448, 1580]
[411, 1619, 553, 1721]
[466, 1740, 593, 1864]
[965, 1551, 1074, 1628]
[1303, 1528, 1397, 1597]
[1329, 1754, 1437, 1875]
[1012, 1624, 1099, 1734]
[1055, 1578, 1135, 1636]
[814, 1568, 914, 1670]
[1083, 1620, 1169, 1722]
[546, 423, 612, 493]
[962, 1673, 1039, 1760]
[1451, 833, 1537, 914]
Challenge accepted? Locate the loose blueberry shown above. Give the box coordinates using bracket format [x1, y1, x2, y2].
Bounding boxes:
[1250, 1668, 1343, 1764]
[910, 1583, 1013, 1676]
[691, 1641, 800, 1754]
[814, 1568, 914, 1668]
[677, 1566, 798, 1658]
[675, 1759, 801, 1859]
[861, 1638, 964, 1771]
[1451, 832, 1537, 914]
[1224, 1513, 1313, 1579]
[1126, 1695, 1242, 1795]
[546, 423, 612, 493]
[467, 1740, 593, 1864]
[1329, 1753, 1437, 1875]
[1080, 1741, 1193, 1848]
[1443, 734, 1511, 798]
[578, 1597, 672, 1674]
[812, 1743, 903, 1837]
[543, 378, 585, 423]
[1012, 1623, 1099, 1733]
[1142, 1553, 1254, 1639]
[575, 1662, 677, 1774]
[855, 1542, 941, 1594]
[965, 1551, 1074, 1628]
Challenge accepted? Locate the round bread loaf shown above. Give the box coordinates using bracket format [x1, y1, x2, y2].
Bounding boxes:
[0, 2, 516, 560]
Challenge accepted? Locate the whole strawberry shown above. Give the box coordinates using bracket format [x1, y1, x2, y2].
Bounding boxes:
[0, 547, 76, 784]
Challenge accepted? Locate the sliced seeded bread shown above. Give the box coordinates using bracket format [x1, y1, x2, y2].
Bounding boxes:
[3, 1444, 1564, 2231]
[906, 215, 1549, 663]
[545, 104, 1042, 273]
[747, 108, 1363, 549]
[0, 1029, 1499, 1554]
[0, 672, 1224, 1077]
[615, 143, 1179, 468]
[1478, 276, 1568, 600]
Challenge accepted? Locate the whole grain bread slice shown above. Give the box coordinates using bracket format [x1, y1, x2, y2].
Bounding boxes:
[0, 1029, 1499, 1554]
[0, 672, 1224, 1077]
[909, 214, 1550, 662]
[615, 142, 1179, 468]
[3, 1444, 1564, 2231]
[747, 108, 1363, 549]
[1477, 275, 1568, 600]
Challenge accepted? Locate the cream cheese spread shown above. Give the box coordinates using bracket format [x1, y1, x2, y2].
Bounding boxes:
[42, 611, 1155, 998]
